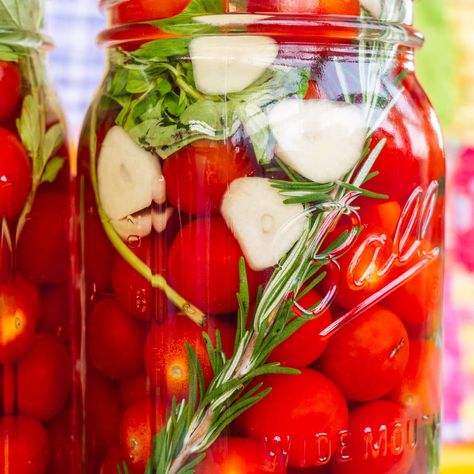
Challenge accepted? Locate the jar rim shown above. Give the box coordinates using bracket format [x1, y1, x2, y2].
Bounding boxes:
[98, 14, 423, 50]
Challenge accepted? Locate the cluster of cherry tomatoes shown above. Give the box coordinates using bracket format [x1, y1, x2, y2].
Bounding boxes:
[0, 60, 77, 474]
[82, 62, 444, 474]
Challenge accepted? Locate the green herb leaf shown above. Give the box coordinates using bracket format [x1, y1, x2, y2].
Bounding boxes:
[0, 44, 18, 61]
[40, 156, 65, 183]
[16, 94, 41, 167]
[0, 0, 43, 32]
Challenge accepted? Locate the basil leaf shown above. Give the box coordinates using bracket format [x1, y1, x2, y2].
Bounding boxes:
[236, 103, 275, 164]
[41, 156, 65, 183]
[0, 0, 42, 32]
[17, 94, 41, 168]
[0, 44, 18, 61]
[43, 123, 64, 163]
[151, 0, 223, 35]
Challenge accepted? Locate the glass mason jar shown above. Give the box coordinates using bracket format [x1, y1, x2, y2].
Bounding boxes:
[0, 2, 79, 473]
[80, 0, 444, 472]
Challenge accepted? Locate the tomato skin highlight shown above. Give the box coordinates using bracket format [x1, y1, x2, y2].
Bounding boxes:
[0, 276, 40, 363]
[238, 368, 348, 468]
[163, 139, 254, 216]
[320, 306, 409, 401]
[119, 399, 164, 473]
[267, 289, 332, 367]
[168, 216, 260, 314]
[17, 334, 72, 422]
[0, 128, 31, 220]
[112, 0, 191, 24]
[111, 235, 168, 321]
[17, 191, 71, 284]
[0, 62, 21, 120]
[331, 401, 415, 474]
[88, 298, 147, 380]
[0, 416, 50, 474]
[144, 315, 235, 400]
[196, 437, 285, 474]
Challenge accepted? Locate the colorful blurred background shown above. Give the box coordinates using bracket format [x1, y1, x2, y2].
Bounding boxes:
[43, 0, 474, 471]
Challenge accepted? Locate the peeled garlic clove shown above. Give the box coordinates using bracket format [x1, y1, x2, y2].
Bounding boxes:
[361, 0, 383, 18]
[98, 126, 163, 220]
[189, 35, 279, 95]
[152, 208, 174, 234]
[268, 99, 366, 183]
[222, 177, 306, 271]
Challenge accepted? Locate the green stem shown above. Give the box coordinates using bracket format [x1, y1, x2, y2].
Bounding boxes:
[88, 109, 206, 326]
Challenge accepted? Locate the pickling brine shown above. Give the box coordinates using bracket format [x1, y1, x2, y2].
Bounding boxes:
[80, 0, 444, 472]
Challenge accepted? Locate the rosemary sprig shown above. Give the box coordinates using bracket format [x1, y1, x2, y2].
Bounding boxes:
[149, 130, 388, 473]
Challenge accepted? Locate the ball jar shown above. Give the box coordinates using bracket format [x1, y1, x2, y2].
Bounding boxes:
[80, 0, 445, 472]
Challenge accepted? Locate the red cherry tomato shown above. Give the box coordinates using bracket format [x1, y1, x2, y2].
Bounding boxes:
[0, 128, 31, 220]
[39, 284, 71, 340]
[88, 299, 147, 380]
[333, 225, 394, 310]
[163, 139, 254, 216]
[119, 399, 164, 473]
[0, 364, 15, 415]
[0, 62, 22, 120]
[86, 370, 123, 458]
[48, 410, 82, 474]
[112, 235, 168, 321]
[144, 315, 235, 400]
[100, 448, 128, 474]
[17, 334, 72, 422]
[17, 191, 71, 284]
[237, 368, 348, 468]
[384, 261, 443, 335]
[247, 0, 360, 15]
[0, 276, 40, 363]
[119, 370, 151, 407]
[267, 289, 332, 367]
[320, 306, 409, 401]
[364, 96, 426, 202]
[196, 437, 285, 474]
[359, 199, 402, 238]
[168, 216, 260, 314]
[289, 467, 331, 474]
[111, 0, 190, 24]
[304, 80, 321, 100]
[389, 339, 441, 418]
[85, 212, 115, 294]
[0, 416, 50, 474]
[331, 401, 415, 474]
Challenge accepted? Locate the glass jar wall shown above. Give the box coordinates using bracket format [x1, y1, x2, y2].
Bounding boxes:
[0, 2, 79, 473]
[80, 0, 444, 472]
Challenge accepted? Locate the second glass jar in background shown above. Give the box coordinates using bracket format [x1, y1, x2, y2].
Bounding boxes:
[0, 1, 79, 473]
[80, 0, 445, 472]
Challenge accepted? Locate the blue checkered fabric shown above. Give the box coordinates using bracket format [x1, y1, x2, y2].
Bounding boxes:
[45, 0, 107, 138]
